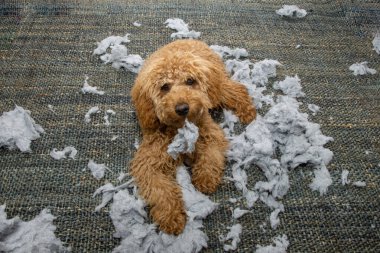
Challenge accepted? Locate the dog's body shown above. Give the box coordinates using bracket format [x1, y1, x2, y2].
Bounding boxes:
[130, 40, 256, 235]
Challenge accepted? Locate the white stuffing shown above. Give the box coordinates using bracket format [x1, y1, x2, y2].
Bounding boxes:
[308, 104, 320, 116]
[50, 146, 78, 160]
[222, 224, 242, 251]
[84, 106, 100, 123]
[93, 183, 115, 212]
[167, 119, 199, 159]
[341, 169, 350, 186]
[0, 106, 44, 153]
[255, 234, 289, 253]
[133, 21, 142, 27]
[0, 204, 71, 252]
[81, 75, 105, 95]
[108, 166, 216, 253]
[295, 44, 301, 49]
[353, 181, 366, 187]
[93, 34, 130, 55]
[134, 137, 140, 149]
[373, 33, 380, 54]
[48, 104, 57, 114]
[93, 34, 144, 73]
[104, 109, 116, 126]
[88, 159, 109, 180]
[276, 5, 307, 18]
[349, 62, 377, 76]
[220, 109, 238, 136]
[273, 75, 305, 98]
[269, 208, 282, 229]
[118, 172, 127, 182]
[165, 18, 201, 39]
[309, 164, 333, 196]
[232, 208, 251, 219]
[210, 45, 248, 59]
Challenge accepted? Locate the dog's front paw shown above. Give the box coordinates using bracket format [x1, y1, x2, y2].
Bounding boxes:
[192, 173, 221, 194]
[238, 106, 256, 124]
[151, 199, 187, 235]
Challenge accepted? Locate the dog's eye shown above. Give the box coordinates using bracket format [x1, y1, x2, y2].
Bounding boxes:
[186, 78, 195, 86]
[161, 83, 170, 92]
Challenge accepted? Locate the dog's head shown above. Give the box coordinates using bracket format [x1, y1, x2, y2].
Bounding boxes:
[132, 51, 221, 130]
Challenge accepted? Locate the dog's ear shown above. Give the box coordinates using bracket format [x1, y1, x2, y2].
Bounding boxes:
[131, 78, 160, 131]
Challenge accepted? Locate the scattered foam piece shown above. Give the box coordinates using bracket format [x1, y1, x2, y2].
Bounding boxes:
[88, 159, 109, 180]
[93, 183, 115, 212]
[0, 106, 44, 152]
[84, 106, 100, 123]
[309, 164, 333, 195]
[50, 146, 78, 160]
[255, 234, 289, 253]
[276, 5, 307, 18]
[109, 166, 216, 253]
[165, 18, 201, 39]
[308, 104, 320, 116]
[167, 119, 199, 159]
[134, 137, 140, 149]
[81, 75, 105, 95]
[104, 109, 116, 126]
[210, 45, 248, 59]
[133, 21, 142, 27]
[228, 198, 238, 204]
[94, 34, 144, 73]
[118, 172, 127, 182]
[349, 62, 377, 76]
[111, 135, 119, 141]
[273, 75, 305, 98]
[373, 33, 380, 54]
[223, 224, 242, 251]
[93, 34, 130, 55]
[0, 204, 71, 252]
[341, 169, 350, 186]
[232, 208, 251, 219]
[269, 208, 282, 229]
[353, 181, 366, 187]
[220, 109, 238, 136]
[295, 44, 301, 49]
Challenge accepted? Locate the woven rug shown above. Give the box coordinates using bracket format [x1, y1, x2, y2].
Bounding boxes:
[1, 0, 379, 252]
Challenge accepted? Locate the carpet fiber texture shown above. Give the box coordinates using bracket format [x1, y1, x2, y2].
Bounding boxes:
[0, 0, 379, 252]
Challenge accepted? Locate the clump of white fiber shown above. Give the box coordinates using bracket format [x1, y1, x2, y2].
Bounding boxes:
[273, 75, 305, 98]
[353, 181, 366, 187]
[0, 204, 71, 252]
[167, 119, 199, 159]
[50, 146, 78, 160]
[255, 234, 289, 253]
[81, 75, 105, 95]
[0, 106, 44, 152]
[341, 169, 350, 186]
[108, 166, 216, 253]
[84, 106, 100, 123]
[308, 104, 320, 116]
[349, 62, 377, 76]
[232, 208, 251, 219]
[93, 34, 144, 73]
[209, 45, 248, 59]
[165, 18, 201, 39]
[373, 33, 380, 54]
[104, 109, 116, 126]
[222, 224, 242, 251]
[133, 21, 142, 27]
[88, 159, 110, 180]
[276, 5, 307, 18]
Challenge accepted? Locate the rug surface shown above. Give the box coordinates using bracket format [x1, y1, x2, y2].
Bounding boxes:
[0, 0, 379, 252]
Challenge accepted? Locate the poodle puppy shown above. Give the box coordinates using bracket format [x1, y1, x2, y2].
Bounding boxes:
[130, 40, 256, 235]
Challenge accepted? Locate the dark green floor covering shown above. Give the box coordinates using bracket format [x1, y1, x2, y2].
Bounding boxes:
[0, 1, 379, 252]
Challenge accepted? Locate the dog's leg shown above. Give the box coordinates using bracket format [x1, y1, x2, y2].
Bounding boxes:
[221, 80, 256, 124]
[130, 134, 186, 235]
[191, 117, 228, 193]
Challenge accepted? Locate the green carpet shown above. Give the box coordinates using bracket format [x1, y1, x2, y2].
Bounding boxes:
[1, 0, 379, 252]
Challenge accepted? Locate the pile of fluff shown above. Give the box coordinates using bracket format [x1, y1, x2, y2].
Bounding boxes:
[0, 106, 44, 153]
[0, 205, 70, 252]
[93, 34, 144, 73]
[165, 18, 201, 39]
[94, 166, 217, 253]
[212, 45, 334, 234]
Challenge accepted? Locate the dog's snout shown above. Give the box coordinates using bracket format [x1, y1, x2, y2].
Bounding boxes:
[175, 103, 189, 116]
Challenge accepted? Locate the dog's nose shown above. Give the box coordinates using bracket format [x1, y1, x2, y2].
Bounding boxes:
[175, 103, 189, 116]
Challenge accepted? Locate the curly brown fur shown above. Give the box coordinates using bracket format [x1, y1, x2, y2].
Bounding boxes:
[130, 40, 256, 235]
